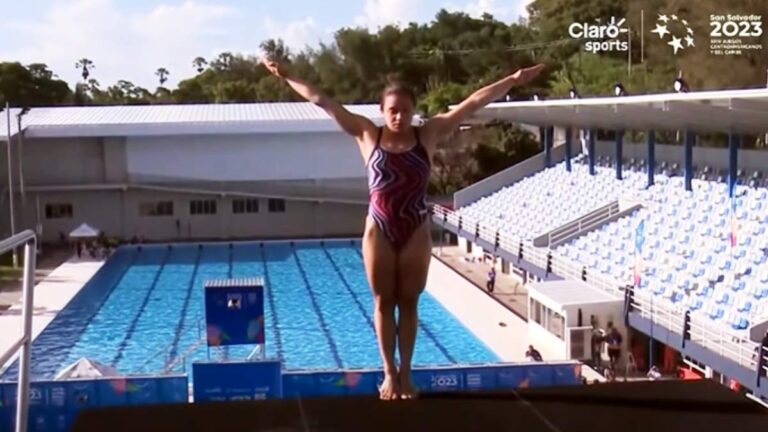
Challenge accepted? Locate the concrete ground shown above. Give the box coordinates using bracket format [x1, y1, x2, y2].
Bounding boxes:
[431, 245, 607, 383]
[0, 245, 106, 372]
[0, 245, 75, 309]
[433, 245, 529, 320]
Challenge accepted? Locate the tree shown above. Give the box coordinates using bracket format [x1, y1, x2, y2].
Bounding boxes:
[430, 130, 477, 195]
[156, 68, 170, 86]
[75, 58, 95, 81]
[210, 52, 235, 71]
[259, 39, 290, 63]
[0, 62, 71, 106]
[192, 57, 208, 73]
[470, 124, 540, 183]
[27, 63, 54, 80]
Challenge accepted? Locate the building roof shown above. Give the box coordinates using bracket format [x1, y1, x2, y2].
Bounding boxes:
[463, 88, 768, 134]
[527, 280, 621, 308]
[0, 102, 392, 140]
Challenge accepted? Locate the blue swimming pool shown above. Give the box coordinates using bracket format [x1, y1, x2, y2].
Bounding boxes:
[6, 240, 498, 380]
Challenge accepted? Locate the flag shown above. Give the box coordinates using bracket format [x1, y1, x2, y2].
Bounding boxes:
[634, 220, 645, 287]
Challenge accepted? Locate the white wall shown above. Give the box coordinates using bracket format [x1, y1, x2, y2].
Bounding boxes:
[562, 302, 622, 328]
[1, 190, 367, 242]
[529, 321, 568, 360]
[15, 138, 106, 184]
[10, 191, 124, 241]
[125, 132, 366, 182]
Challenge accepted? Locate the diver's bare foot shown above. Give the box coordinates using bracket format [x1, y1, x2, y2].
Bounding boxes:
[379, 372, 400, 400]
[398, 369, 418, 400]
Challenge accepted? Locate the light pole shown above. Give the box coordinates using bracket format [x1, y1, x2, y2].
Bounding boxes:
[17, 107, 29, 202]
[5, 102, 18, 267]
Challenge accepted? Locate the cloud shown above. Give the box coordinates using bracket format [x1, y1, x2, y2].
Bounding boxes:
[354, 0, 426, 30]
[445, 0, 533, 22]
[263, 16, 327, 54]
[5, 0, 237, 89]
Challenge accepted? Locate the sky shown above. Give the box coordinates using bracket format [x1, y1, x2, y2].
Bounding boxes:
[0, 0, 532, 90]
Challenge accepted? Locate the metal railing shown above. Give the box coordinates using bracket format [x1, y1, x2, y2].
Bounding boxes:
[0, 230, 38, 432]
[542, 201, 623, 247]
[431, 204, 768, 379]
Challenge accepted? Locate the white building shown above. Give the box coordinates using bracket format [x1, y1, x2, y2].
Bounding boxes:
[0, 102, 393, 243]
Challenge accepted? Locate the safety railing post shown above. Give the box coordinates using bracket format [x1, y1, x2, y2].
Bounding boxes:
[16, 240, 36, 432]
[0, 230, 37, 432]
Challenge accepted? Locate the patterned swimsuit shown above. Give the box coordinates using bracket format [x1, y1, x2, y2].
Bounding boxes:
[366, 127, 431, 251]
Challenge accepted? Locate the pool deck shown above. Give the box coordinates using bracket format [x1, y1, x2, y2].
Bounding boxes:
[0, 253, 105, 371]
[427, 250, 605, 383]
[425, 256, 531, 362]
[432, 245, 529, 320]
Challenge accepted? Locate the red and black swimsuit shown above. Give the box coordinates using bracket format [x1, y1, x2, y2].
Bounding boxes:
[366, 127, 431, 251]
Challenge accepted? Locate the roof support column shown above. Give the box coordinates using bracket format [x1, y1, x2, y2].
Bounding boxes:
[728, 132, 740, 198]
[615, 130, 623, 180]
[565, 127, 572, 172]
[544, 126, 553, 168]
[684, 131, 694, 192]
[588, 130, 596, 176]
[647, 130, 655, 188]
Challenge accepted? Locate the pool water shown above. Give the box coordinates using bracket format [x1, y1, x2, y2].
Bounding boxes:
[6, 240, 499, 380]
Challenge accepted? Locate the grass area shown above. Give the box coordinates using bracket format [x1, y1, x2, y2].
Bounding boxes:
[1, 249, 28, 268]
[0, 265, 22, 281]
[1, 250, 25, 281]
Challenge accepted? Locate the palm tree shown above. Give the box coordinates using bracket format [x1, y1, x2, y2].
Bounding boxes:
[192, 57, 207, 73]
[155, 68, 170, 86]
[75, 58, 94, 81]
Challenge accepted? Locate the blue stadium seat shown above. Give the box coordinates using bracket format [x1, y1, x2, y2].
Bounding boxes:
[459, 162, 768, 335]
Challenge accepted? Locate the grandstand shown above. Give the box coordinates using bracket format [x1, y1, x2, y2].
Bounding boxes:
[433, 88, 768, 402]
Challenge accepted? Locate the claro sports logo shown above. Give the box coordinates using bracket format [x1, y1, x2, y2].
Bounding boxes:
[569, 17, 629, 53]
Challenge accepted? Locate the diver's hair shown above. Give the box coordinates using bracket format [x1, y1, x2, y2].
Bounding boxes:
[380, 73, 416, 108]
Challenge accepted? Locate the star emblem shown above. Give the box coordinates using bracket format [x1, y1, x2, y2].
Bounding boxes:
[668, 36, 684, 54]
[651, 23, 670, 39]
[653, 11, 695, 55]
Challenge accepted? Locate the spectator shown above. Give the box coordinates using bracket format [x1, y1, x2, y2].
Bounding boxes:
[605, 322, 623, 370]
[591, 320, 604, 369]
[526, 345, 543, 362]
[647, 365, 662, 380]
[487, 267, 496, 293]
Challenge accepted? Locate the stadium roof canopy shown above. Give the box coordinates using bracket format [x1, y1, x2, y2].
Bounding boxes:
[0, 102, 398, 141]
[527, 280, 620, 307]
[462, 88, 768, 135]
